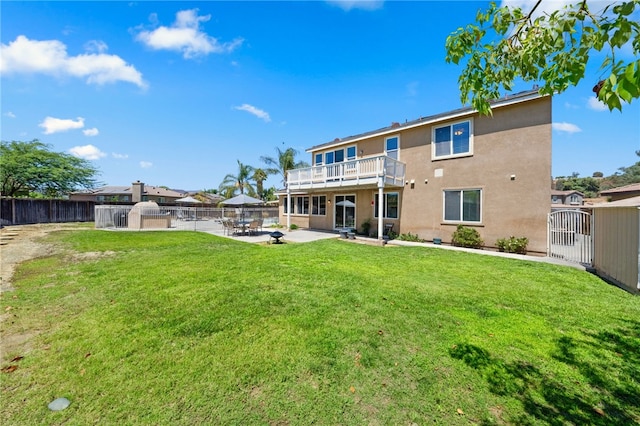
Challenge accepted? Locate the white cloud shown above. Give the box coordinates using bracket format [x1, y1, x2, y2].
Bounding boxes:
[84, 40, 108, 54]
[326, 0, 384, 11]
[234, 104, 271, 122]
[552, 122, 582, 134]
[69, 144, 106, 160]
[112, 152, 129, 159]
[135, 9, 244, 59]
[0, 35, 146, 88]
[5, 111, 16, 118]
[39, 116, 85, 134]
[140, 161, 153, 168]
[83, 127, 99, 136]
[586, 96, 608, 111]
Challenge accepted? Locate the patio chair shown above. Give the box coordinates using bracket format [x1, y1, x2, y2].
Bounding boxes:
[383, 223, 394, 236]
[222, 219, 236, 236]
[232, 220, 245, 236]
[248, 219, 261, 236]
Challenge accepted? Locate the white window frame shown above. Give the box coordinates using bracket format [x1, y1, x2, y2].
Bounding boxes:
[284, 196, 310, 215]
[443, 189, 482, 223]
[385, 135, 400, 160]
[311, 195, 327, 216]
[346, 145, 357, 160]
[432, 119, 473, 160]
[373, 192, 399, 219]
[296, 196, 309, 215]
[314, 153, 323, 166]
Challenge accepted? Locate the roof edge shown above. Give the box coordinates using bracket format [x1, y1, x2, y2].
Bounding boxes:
[307, 89, 546, 153]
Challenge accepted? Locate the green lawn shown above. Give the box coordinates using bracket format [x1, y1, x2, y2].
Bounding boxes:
[1, 230, 638, 425]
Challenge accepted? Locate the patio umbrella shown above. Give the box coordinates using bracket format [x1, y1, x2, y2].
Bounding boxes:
[335, 200, 356, 207]
[175, 196, 202, 221]
[175, 196, 202, 204]
[220, 194, 264, 206]
[221, 194, 264, 221]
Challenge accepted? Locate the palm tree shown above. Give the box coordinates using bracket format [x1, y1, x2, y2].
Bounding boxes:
[219, 160, 257, 197]
[261, 147, 309, 187]
[252, 168, 268, 199]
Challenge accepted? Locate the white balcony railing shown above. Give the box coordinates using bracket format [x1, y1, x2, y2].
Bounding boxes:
[286, 155, 405, 191]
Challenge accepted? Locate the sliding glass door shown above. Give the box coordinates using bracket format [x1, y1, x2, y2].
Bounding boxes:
[335, 195, 356, 229]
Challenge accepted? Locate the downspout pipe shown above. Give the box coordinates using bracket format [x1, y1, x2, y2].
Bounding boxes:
[377, 177, 384, 240]
[286, 185, 291, 230]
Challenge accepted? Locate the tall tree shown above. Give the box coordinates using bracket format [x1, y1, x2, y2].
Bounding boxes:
[0, 139, 99, 197]
[260, 147, 309, 187]
[218, 160, 256, 197]
[445, 1, 640, 114]
[252, 168, 268, 199]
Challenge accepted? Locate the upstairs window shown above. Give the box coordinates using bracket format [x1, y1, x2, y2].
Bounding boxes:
[346, 146, 356, 160]
[315, 153, 323, 166]
[325, 151, 334, 164]
[433, 120, 472, 159]
[385, 136, 399, 160]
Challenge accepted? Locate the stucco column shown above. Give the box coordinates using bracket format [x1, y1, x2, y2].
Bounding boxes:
[377, 177, 384, 240]
[286, 186, 291, 229]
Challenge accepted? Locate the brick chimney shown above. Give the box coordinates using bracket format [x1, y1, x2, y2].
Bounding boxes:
[132, 181, 145, 203]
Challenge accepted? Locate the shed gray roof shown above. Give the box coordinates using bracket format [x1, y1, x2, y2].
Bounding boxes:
[592, 196, 640, 208]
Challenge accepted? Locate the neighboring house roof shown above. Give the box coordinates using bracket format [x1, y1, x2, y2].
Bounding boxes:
[599, 183, 640, 195]
[307, 89, 545, 152]
[70, 186, 129, 196]
[143, 186, 185, 198]
[551, 190, 584, 197]
[591, 195, 640, 208]
[194, 192, 225, 203]
[73, 185, 185, 198]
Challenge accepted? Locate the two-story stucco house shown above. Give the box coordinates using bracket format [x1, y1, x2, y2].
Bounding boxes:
[279, 89, 552, 253]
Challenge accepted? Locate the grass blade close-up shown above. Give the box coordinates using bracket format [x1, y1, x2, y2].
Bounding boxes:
[1, 229, 639, 425]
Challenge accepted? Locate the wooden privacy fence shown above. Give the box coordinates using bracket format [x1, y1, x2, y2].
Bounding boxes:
[0, 198, 95, 226]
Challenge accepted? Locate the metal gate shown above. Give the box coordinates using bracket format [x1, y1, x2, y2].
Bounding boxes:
[548, 209, 593, 265]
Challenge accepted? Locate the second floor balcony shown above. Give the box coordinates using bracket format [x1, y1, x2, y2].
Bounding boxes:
[286, 155, 406, 191]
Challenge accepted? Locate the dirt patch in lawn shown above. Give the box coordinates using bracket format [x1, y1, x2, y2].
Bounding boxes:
[0, 223, 84, 293]
[1, 223, 89, 365]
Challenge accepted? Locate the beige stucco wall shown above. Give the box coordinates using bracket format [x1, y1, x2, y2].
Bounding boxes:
[280, 96, 552, 253]
[400, 96, 551, 253]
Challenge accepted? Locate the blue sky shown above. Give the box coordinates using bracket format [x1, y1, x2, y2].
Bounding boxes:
[2, 1, 639, 192]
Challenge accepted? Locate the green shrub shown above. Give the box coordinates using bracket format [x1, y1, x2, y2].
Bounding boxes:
[451, 225, 483, 249]
[496, 236, 528, 254]
[361, 218, 372, 236]
[289, 224, 299, 230]
[397, 232, 425, 242]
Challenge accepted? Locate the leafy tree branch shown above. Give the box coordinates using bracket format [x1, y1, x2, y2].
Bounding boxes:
[446, 0, 640, 114]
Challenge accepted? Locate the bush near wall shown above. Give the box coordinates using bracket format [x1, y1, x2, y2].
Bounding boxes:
[451, 225, 483, 249]
[496, 236, 529, 254]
